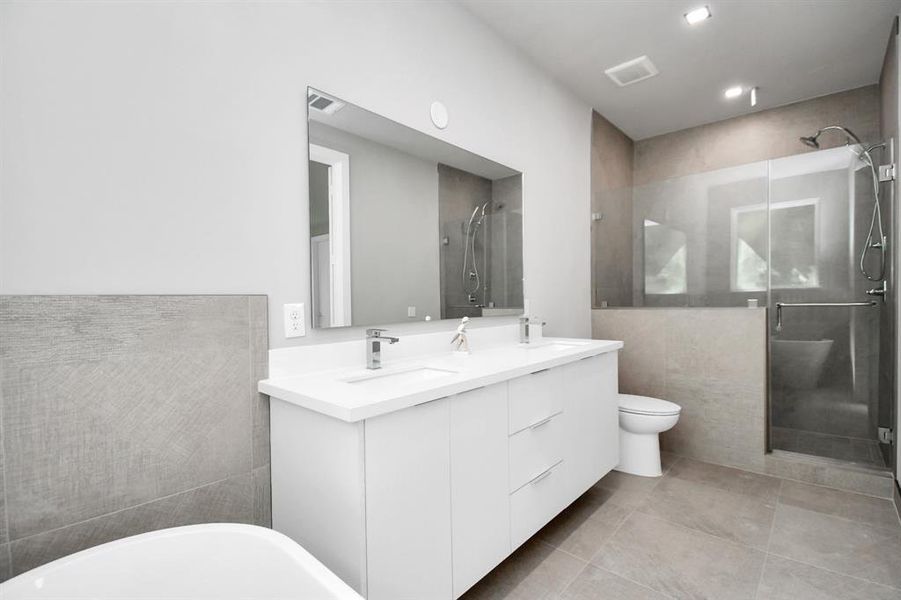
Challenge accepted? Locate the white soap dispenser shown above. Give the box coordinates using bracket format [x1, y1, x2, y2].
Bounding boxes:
[451, 316, 470, 354]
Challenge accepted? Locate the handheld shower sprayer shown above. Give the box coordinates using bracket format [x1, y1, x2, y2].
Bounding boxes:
[799, 125, 886, 283]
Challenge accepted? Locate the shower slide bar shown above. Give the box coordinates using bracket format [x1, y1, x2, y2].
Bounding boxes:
[775, 301, 877, 332]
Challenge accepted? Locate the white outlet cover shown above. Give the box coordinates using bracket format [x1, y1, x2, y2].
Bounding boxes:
[407, 306, 416, 318]
[283, 303, 306, 338]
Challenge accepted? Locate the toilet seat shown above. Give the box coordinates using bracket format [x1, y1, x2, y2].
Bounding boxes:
[618, 394, 681, 417]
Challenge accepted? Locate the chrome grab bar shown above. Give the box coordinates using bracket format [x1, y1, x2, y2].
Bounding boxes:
[775, 301, 877, 332]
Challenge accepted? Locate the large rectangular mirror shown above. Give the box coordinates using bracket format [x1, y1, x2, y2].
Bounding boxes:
[307, 88, 524, 329]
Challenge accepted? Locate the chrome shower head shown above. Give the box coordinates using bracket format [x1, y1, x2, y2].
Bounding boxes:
[800, 135, 820, 149]
[800, 125, 863, 151]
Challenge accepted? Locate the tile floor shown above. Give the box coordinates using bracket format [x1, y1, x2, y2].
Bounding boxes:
[772, 426, 887, 469]
[461, 455, 901, 600]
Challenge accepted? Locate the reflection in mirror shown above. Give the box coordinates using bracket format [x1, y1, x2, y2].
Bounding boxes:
[307, 88, 523, 329]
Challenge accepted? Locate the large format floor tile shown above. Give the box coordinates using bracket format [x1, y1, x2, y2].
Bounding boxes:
[537, 486, 630, 560]
[461, 539, 584, 600]
[637, 475, 776, 549]
[560, 564, 669, 600]
[768, 504, 901, 589]
[757, 555, 901, 600]
[665, 458, 781, 501]
[592, 455, 678, 508]
[591, 513, 765, 600]
[467, 457, 901, 599]
[778, 480, 900, 531]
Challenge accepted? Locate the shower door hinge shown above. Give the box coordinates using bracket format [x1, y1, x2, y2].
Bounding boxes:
[878, 163, 895, 182]
[878, 427, 894, 444]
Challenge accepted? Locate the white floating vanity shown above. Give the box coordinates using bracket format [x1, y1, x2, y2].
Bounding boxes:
[260, 324, 622, 600]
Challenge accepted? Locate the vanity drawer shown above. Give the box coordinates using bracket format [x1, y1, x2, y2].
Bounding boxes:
[510, 460, 567, 549]
[508, 411, 565, 492]
[508, 367, 564, 434]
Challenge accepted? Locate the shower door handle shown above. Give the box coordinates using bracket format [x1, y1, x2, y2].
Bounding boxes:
[775, 301, 877, 332]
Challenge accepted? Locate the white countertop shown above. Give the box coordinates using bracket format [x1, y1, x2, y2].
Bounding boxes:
[259, 337, 622, 422]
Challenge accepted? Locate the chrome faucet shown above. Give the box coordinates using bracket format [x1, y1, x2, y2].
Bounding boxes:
[366, 328, 399, 370]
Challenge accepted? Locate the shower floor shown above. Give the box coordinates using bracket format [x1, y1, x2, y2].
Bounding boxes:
[771, 426, 888, 470]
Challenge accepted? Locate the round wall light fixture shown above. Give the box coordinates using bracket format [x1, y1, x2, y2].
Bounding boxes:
[430, 101, 449, 129]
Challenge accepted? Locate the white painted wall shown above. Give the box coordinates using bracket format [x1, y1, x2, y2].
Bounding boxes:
[0, 1, 591, 347]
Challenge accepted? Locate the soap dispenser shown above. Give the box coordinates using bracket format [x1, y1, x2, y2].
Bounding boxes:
[451, 316, 470, 353]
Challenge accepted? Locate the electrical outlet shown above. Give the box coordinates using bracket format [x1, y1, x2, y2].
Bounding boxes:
[284, 303, 306, 338]
[407, 306, 416, 318]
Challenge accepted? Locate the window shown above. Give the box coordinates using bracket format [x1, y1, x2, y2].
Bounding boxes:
[644, 219, 688, 294]
[731, 198, 819, 292]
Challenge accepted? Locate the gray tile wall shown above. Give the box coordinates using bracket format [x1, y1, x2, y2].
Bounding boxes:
[0, 296, 270, 580]
[593, 308, 768, 470]
[633, 85, 880, 187]
[593, 307, 896, 498]
[591, 111, 634, 308]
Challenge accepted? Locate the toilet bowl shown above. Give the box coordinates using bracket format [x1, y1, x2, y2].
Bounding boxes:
[616, 394, 681, 477]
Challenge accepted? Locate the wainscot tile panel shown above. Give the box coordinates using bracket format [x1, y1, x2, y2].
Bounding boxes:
[0, 545, 10, 581]
[9, 474, 254, 576]
[593, 308, 767, 471]
[250, 296, 271, 469]
[0, 296, 269, 580]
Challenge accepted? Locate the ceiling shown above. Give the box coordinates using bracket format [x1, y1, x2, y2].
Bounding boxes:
[460, 0, 901, 140]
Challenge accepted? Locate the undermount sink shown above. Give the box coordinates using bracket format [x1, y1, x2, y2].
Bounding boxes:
[519, 341, 590, 351]
[344, 366, 459, 390]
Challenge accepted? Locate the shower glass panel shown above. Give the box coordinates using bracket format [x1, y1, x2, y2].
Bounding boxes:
[632, 161, 768, 306]
[768, 146, 886, 468]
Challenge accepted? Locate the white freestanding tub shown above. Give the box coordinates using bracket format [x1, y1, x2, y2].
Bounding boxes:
[0, 524, 363, 600]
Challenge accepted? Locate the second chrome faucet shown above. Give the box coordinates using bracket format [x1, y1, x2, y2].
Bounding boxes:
[366, 328, 399, 369]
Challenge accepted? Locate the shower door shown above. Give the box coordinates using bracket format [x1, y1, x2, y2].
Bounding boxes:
[767, 146, 889, 469]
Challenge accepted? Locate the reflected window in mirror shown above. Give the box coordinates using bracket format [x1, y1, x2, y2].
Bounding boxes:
[643, 219, 687, 295]
[731, 198, 819, 292]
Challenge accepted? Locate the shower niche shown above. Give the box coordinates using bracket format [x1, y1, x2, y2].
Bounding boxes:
[306, 88, 523, 330]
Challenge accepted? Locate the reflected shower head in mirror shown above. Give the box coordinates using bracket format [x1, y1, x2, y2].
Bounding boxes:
[799, 135, 820, 149]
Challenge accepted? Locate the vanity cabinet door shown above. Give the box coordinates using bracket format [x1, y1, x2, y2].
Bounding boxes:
[450, 384, 510, 598]
[563, 352, 619, 497]
[364, 398, 452, 600]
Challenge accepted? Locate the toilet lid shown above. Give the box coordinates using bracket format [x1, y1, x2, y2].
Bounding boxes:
[619, 394, 681, 416]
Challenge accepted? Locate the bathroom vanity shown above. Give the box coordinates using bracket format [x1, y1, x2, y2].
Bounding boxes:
[261, 325, 621, 599]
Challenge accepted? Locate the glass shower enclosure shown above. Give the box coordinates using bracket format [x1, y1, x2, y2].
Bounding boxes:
[768, 146, 891, 469]
[630, 144, 894, 471]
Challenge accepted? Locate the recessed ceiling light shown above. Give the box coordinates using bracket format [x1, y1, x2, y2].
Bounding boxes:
[684, 6, 711, 25]
[724, 86, 743, 99]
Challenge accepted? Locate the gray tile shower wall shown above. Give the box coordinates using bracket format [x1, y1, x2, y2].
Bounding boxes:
[591, 111, 634, 308]
[593, 307, 768, 470]
[633, 85, 880, 187]
[0, 296, 270, 579]
[593, 307, 896, 498]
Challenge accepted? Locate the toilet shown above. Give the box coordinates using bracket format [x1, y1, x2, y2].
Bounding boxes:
[616, 394, 682, 477]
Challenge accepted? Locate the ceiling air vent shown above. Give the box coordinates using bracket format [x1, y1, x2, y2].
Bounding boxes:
[307, 91, 345, 115]
[604, 56, 659, 87]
